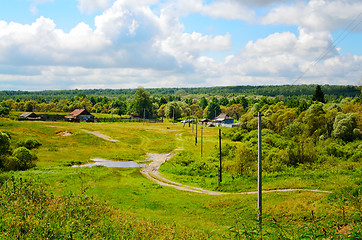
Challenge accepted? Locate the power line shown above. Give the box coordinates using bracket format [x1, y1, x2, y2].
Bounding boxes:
[292, 13, 362, 85]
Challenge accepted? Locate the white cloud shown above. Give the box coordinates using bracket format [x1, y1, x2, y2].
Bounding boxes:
[0, 0, 361, 90]
[200, 1, 255, 21]
[27, 0, 53, 14]
[0, 0, 231, 70]
[162, 0, 255, 21]
[77, 0, 112, 13]
[193, 27, 361, 85]
[231, 0, 292, 7]
[262, 0, 362, 32]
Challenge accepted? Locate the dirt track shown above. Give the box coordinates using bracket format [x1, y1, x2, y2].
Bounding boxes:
[141, 153, 332, 195]
[84, 130, 119, 142]
[82, 130, 332, 195]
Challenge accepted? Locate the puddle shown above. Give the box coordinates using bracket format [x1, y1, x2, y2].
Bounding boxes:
[72, 158, 146, 168]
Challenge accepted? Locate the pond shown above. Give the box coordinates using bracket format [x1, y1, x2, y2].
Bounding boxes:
[72, 158, 146, 168]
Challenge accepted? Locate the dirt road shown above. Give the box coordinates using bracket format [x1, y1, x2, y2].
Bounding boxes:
[84, 130, 119, 142]
[141, 153, 332, 195]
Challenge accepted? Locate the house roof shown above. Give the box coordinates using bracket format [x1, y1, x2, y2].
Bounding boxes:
[215, 114, 233, 121]
[66, 109, 92, 118]
[19, 112, 38, 118]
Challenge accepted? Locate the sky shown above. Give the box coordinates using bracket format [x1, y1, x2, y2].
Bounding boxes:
[0, 0, 361, 91]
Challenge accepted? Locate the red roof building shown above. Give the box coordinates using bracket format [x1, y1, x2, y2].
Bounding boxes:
[65, 109, 94, 122]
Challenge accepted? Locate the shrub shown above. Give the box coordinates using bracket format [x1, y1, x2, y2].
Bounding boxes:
[5, 147, 37, 171]
[16, 138, 42, 149]
[0, 132, 10, 155]
[0, 107, 10, 116]
[174, 151, 195, 166]
[332, 113, 357, 141]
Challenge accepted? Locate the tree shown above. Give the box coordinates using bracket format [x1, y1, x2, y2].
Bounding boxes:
[312, 85, 325, 103]
[157, 104, 166, 118]
[24, 100, 37, 112]
[0, 132, 10, 155]
[199, 97, 208, 110]
[332, 113, 357, 141]
[159, 97, 167, 105]
[165, 102, 182, 119]
[0, 107, 10, 116]
[206, 98, 221, 120]
[303, 103, 326, 136]
[222, 104, 244, 120]
[240, 96, 248, 110]
[185, 98, 193, 106]
[132, 88, 153, 118]
[190, 104, 204, 118]
[6, 147, 37, 171]
[220, 97, 229, 106]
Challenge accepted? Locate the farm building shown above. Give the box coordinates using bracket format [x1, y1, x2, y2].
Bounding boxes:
[213, 114, 234, 124]
[40, 114, 66, 121]
[65, 109, 94, 122]
[19, 112, 41, 120]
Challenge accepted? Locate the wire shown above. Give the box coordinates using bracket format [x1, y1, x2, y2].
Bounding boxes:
[292, 13, 362, 85]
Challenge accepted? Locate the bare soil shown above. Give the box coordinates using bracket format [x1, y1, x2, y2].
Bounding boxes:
[84, 131, 119, 142]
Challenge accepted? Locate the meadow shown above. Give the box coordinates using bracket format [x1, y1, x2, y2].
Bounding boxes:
[0, 117, 361, 239]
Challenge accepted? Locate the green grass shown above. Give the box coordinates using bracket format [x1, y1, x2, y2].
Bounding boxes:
[0, 118, 361, 238]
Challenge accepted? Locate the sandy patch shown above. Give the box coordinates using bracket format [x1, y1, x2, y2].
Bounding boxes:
[57, 130, 72, 136]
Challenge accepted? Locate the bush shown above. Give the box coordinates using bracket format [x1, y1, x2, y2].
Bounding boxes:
[174, 151, 195, 166]
[5, 147, 37, 171]
[0, 132, 10, 155]
[0, 107, 10, 116]
[16, 138, 42, 149]
[332, 113, 357, 142]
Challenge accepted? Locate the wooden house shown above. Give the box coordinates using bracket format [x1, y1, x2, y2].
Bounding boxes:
[213, 114, 234, 124]
[65, 109, 94, 122]
[19, 112, 41, 120]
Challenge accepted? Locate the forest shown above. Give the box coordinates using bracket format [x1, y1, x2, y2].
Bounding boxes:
[0, 85, 361, 121]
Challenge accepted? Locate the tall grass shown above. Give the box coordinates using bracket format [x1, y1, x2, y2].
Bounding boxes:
[0, 176, 208, 239]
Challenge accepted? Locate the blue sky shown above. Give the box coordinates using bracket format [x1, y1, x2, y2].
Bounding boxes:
[0, 0, 361, 90]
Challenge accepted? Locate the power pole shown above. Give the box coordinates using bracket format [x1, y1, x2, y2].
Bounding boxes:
[195, 118, 197, 145]
[258, 112, 262, 225]
[218, 129, 222, 186]
[192, 114, 194, 133]
[143, 108, 145, 125]
[201, 127, 203, 157]
[173, 108, 175, 124]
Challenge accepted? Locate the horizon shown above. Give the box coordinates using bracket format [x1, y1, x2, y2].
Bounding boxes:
[0, 0, 361, 91]
[1, 84, 360, 94]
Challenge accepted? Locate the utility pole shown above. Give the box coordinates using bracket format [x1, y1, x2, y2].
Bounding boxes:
[218, 129, 222, 186]
[201, 127, 203, 157]
[192, 114, 194, 133]
[195, 119, 198, 145]
[258, 112, 262, 225]
[143, 108, 145, 125]
[173, 108, 175, 124]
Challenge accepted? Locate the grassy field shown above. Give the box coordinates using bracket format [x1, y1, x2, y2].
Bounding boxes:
[0, 118, 361, 239]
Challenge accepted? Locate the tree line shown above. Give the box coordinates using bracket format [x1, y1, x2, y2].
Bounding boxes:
[0, 86, 361, 122]
[0, 85, 360, 102]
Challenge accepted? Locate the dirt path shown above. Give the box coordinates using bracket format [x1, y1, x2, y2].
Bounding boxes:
[83, 130, 119, 142]
[141, 153, 332, 195]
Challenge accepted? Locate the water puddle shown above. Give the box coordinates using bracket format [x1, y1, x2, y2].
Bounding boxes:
[72, 158, 146, 168]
